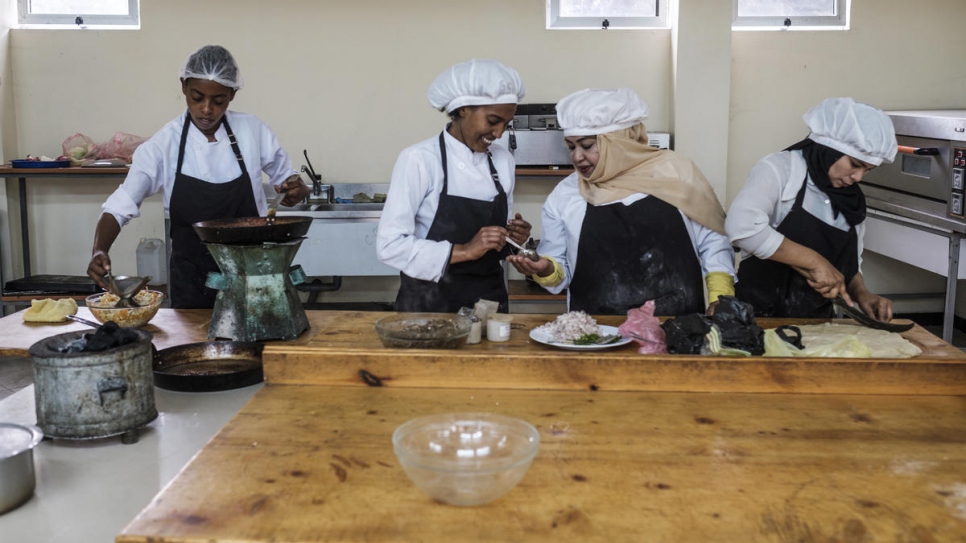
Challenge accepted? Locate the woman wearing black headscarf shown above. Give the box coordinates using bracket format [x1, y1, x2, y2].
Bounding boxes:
[726, 97, 898, 320]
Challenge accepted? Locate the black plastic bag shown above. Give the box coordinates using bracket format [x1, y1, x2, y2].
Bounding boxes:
[711, 295, 765, 355]
[662, 313, 712, 354]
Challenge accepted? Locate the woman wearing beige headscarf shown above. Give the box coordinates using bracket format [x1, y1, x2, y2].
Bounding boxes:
[507, 88, 735, 316]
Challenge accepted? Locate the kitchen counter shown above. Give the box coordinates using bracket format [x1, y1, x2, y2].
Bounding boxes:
[0, 309, 964, 541]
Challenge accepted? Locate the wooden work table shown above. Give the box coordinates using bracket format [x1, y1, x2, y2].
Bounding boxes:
[108, 310, 966, 542]
[1, 308, 963, 540]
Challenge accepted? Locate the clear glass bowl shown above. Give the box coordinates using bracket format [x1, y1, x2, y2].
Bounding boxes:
[393, 412, 540, 506]
[86, 290, 164, 328]
[375, 313, 471, 349]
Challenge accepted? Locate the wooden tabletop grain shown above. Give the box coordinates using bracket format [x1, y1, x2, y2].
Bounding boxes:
[262, 311, 966, 396]
[117, 385, 966, 543]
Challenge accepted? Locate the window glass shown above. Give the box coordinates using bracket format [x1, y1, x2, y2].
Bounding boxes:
[559, 0, 659, 18]
[29, 0, 128, 15]
[736, 0, 836, 17]
[548, 0, 667, 30]
[18, 0, 139, 28]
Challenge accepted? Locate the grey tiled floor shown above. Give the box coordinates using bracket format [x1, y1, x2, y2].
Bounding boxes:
[0, 356, 34, 402]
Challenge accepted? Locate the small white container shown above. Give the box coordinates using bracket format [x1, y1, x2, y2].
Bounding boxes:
[486, 314, 512, 342]
[466, 318, 482, 344]
[136, 238, 167, 286]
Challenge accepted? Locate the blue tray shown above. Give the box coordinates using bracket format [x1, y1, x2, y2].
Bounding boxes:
[10, 159, 71, 168]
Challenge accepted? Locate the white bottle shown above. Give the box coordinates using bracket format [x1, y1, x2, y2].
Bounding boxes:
[136, 238, 167, 286]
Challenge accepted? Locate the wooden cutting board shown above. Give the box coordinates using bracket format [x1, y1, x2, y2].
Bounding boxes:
[117, 385, 966, 543]
[262, 311, 966, 395]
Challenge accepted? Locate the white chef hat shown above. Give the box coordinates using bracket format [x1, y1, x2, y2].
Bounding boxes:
[178, 45, 244, 90]
[427, 59, 525, 113]
[804, 97, 897, 166]
[557, 88, 649, 137]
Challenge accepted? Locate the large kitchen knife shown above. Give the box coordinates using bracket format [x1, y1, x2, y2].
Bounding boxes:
[832, 295, 914, 333]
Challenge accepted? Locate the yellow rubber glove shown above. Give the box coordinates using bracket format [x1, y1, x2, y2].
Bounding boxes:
[531, 256, 565, 287]
[706, 271, 735, 303]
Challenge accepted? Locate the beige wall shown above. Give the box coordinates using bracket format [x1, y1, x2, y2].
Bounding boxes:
[7, 0, 670, 290]
[0, 0, 15, 289]
[729, 0, 966, 307]
[4, 0, 965, 309]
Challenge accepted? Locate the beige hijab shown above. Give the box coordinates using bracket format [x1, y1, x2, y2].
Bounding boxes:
[577, 124, 726, 234]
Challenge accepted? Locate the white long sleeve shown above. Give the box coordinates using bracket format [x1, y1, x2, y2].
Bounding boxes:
[101, 110, 297, 226]
[376, 129, 516, 282]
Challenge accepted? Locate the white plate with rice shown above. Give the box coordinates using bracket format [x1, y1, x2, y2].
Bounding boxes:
[529, 324, 633, 351]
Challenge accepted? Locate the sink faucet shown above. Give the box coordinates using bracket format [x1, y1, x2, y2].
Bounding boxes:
[316, 183, 334, 203]
[301, 165, 334, 203]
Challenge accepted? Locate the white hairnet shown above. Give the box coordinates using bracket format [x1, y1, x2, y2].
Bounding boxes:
[178, 45, 244, 90]
[427, 59, 525, 113]
[556, 88, 649, 137]
[804, 97, 897, 166]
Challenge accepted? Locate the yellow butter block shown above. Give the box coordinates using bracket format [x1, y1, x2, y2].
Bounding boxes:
[22, 298, 79, 323]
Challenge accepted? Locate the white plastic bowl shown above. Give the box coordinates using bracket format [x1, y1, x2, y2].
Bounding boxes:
[393, 412, 540, 506]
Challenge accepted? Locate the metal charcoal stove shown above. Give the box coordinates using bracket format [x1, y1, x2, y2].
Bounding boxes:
[193, 217, 312, 341]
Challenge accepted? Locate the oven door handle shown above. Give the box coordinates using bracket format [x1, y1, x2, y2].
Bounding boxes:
[897, 145, 940, 156]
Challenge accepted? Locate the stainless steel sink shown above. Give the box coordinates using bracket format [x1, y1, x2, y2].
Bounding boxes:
[277, 201, 384, 219]
[312, 203, 384, 212]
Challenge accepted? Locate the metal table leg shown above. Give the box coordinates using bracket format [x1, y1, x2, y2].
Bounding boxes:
[944, 233, 961, 344]
[19, 177, 30, 279]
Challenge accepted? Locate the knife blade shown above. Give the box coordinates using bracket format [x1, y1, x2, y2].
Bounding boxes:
[832, 296, 914, 333]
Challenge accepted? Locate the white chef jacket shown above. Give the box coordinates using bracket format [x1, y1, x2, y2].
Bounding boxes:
[101, 110, 297, 227]
[377, 128, 516, 282]
[725, 150, 865, 270]
[537, 173, 736, 297]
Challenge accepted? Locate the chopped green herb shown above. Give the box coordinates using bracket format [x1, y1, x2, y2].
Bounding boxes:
[572, 333, 602, 345]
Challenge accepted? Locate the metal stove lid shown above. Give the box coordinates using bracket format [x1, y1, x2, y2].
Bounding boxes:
[886, 109, 966, 140]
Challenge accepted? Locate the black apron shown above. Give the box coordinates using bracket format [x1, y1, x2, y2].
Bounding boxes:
[394, 132, 510, 313]
[569, 195, 705, 316]
[168, 113, 259, 309]
[735, 174, 859, 318]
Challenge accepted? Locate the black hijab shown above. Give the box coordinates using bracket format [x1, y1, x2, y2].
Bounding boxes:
[785, 138, 866, 226]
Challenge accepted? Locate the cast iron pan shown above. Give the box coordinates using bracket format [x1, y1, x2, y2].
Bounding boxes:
[153, 341, 264, 392]
[192, 216, 312, 244]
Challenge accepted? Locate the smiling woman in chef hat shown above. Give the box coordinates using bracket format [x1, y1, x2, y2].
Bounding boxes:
[87, 45, 310, 308]
[506, 88, 735, 316]
[377, 59, 531, 313]
[726, 97, 898, 321]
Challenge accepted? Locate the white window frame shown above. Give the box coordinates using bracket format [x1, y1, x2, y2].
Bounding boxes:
[17, 0, 140, 29]
[732, 0, 849, 31]
[547, 0, 669, 30]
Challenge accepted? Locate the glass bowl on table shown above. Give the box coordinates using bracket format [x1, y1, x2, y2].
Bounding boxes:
[85, 290, 164, 328]
[392, 412, 540, 506]
[374, 313, 472, 349]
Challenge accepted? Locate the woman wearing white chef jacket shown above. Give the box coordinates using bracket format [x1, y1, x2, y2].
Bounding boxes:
[506, 88, 735, 316]
[87, 45, 309, 309]
[726, 97, 898, 320]
[377, 59, 531, 313]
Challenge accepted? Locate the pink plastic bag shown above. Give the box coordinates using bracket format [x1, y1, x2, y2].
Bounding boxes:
[618, 300, 668, 354]
[61, 133, 95, 165]
[93, 132, 146, 163]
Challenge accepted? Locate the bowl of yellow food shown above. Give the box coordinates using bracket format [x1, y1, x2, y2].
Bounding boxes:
[86, 290, 164, 328]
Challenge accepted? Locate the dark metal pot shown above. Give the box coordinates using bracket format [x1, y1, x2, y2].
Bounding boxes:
[192, 216, 312, 244]
[153, 341, 264, 392]
[0, 423, 43, 514]
[28, 330, 157, 444]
